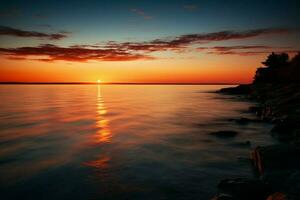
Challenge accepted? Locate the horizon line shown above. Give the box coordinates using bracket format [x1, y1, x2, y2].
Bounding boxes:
[0, 81, 243, 85]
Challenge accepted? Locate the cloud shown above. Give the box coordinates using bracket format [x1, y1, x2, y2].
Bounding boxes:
[0, 26, 68, 40]
[104, 28, 292, 52]
[197, 45, 297, 56]
[130, 8, 153, 20]
[198, 45, 274, 51]
[0, 28, 294, 62]
[206, 50, 299, 56]
[0, 44, 153, 62]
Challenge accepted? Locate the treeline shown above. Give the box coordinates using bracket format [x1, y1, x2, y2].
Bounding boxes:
[254, 52, 300, 83]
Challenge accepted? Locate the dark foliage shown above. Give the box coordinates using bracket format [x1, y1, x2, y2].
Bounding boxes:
[254, 52, 300, 83]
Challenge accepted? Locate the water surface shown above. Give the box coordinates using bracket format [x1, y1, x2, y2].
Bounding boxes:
[0, 85, 275, 200]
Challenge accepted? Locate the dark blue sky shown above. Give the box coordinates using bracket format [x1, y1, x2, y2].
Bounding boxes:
[1, 0, 299, 46]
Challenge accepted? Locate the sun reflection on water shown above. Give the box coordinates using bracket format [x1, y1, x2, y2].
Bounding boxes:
[95, 84, 112, 143]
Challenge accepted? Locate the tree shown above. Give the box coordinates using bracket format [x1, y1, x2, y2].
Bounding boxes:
[262, 52, 289, 68]
[254, 52, 300, 83]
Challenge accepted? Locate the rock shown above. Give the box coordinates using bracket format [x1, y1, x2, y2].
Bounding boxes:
[258, 164, 300, 200]
[252, 145, 300, 175]
[210, 131, 238, 138]
[271, 118, 300, 141]
[211, 193, 236, 200]
[266, 192, 287, 200]
[219, 84, 251, 95]
[214, 178, 270, 200]
[234, 117, 262, 125]
[249, 106, 264, 116]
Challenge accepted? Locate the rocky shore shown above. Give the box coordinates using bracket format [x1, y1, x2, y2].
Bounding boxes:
[214, 84, 300, 200]
[212, 52, 300, 200]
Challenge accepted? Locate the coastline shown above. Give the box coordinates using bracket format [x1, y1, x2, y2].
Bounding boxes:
[212, 83, 300, 200]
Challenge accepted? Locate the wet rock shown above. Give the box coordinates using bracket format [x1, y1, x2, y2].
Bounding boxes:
[213, 178, 270, 200]
[284, 171, 300, 200]
[211, 193, 236, 200]
[210, 131, 238, 138]
[219, 84, 251, 95]
[266, 192, 287, 200]
[249, 106, 264, 116]
[252, 144, 300, 175]
[271, 118, 300, 141]
[262, 170, 300, 200]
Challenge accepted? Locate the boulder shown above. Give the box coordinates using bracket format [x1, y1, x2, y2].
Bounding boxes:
[213, 178, 270, 200]
[266, 192, 287, 200]
[271, 118, 300, 141]
[249, 106, 264, 116]
[252, 145, 300, 175]
[210, 131, 238, 138]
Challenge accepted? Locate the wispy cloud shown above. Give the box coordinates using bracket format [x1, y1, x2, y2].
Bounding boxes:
[197, 45, 297, 56]
[0, 26, 68, 40]
[0, 27, 295, 62]
[130, 8, 153, 20]
[104, 28, 292, 52]
[0, 44, 153, 62]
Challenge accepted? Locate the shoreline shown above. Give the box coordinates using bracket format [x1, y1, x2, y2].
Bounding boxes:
[212, 83, 300, 200]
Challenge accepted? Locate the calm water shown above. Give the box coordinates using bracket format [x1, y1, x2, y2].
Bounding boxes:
[0, 85, 275, 200]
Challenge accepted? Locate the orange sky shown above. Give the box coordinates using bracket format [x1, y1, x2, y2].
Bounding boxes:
[0, 53, 265, 83]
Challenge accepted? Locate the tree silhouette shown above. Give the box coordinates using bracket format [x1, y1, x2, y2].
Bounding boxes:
[254, 52, 300, 83]
[262, 52, 289, 68]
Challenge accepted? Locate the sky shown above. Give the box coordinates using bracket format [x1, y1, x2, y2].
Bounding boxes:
[0, 0, 299, 83]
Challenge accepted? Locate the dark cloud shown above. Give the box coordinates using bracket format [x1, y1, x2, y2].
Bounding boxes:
[104, 28, 292, 52]
[0, 44, 153, 62]
[0, 26, 68, 40]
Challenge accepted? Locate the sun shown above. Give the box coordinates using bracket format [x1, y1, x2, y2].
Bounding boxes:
[97, 80, 101, 84]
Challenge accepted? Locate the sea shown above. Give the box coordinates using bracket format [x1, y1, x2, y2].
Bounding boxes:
[0, 84, 276, 200]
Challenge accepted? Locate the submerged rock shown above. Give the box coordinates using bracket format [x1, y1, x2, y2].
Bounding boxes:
[212, 178, 270, 200]
[210, 131, 238, 138]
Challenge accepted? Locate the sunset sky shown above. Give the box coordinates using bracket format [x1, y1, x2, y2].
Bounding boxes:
[0, 0, 299, 83]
